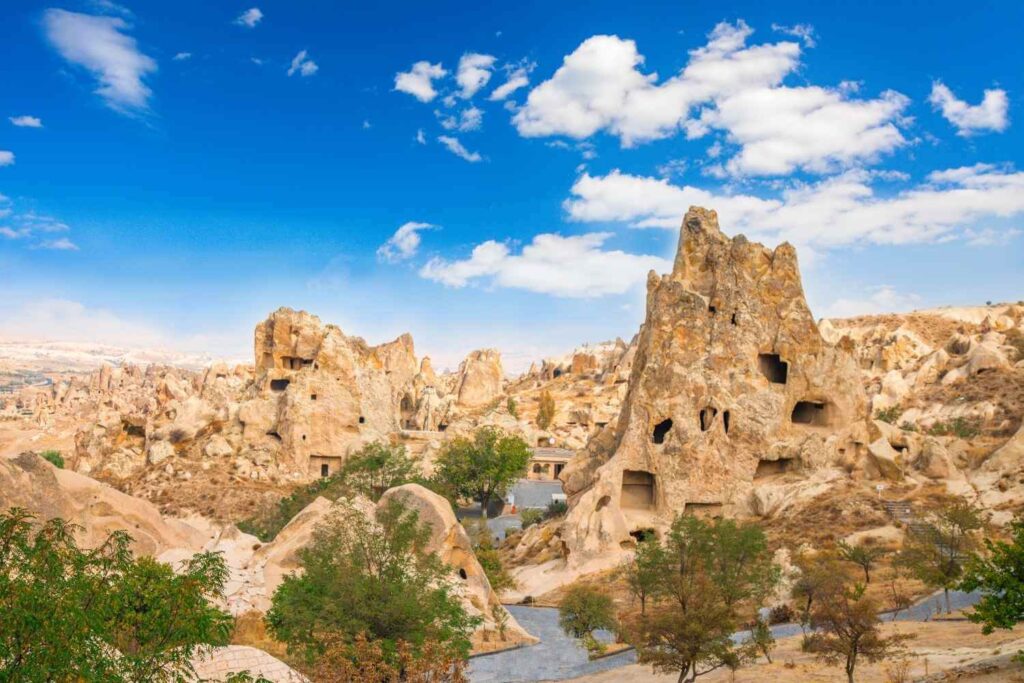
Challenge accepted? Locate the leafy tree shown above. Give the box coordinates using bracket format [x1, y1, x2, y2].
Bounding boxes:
[462, 520, 516, 594]
[266, 499, 479, 667]
[338, 441, 419, 501]
[750, 617, 776, 663]
[307, 632, 468, 682]
[237, 472, 352, 541]
[897, 499, 984, 613]
[792, 551, 845, 635]
[40, 449, 64, 468]
[0, 507, 233, 682]
[837, 540, 888, 584]
[621, 538, 667, 616]
[624, 515, 779, 683]
[506, 396, 518, 419]
[805, 582, 911, 683]
[558, 585, 617, 654]
[432, 426, 531, 519]
[960, 517, 1024, 640]
[536, 390, 556, 430]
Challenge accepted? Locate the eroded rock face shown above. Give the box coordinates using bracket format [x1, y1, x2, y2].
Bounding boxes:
[455, 349, 504, 409]
[558, 207, 867, 564]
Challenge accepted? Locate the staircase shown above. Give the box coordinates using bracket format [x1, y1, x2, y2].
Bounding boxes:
[882, 500, 939, 542]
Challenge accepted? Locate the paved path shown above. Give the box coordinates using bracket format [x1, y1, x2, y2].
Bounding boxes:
[468, 606, 633, 682]
[509, 479, 564, 509]
[468, 591, 983, 682]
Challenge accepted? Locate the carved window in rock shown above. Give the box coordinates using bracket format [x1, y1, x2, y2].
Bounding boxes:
[791, 400, 833, 427]
[621, 470, 655, 510]
[754, 458, 792, 478]
[652, 418, 673, 444]
[758, 354, 788, 384]
[699, 407, 718, 432]
[270, 378, 290, 392]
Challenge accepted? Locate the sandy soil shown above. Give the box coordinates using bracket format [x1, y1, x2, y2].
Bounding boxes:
[569, 616, 1024, 682]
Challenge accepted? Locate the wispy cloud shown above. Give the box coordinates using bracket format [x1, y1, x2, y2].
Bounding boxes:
[172, 51, 191, 61]
[9, 115, 43, 128]
[0, 151, 14, 166]
[437, 135, 482, 162]
[37, 237, 79, 251]
[287, 50, 318, 77]
[234, 7, 263, 28]
[43, 9, 157, 115]
[377, 221, 436, 263]
[770, 22, 817, 47]
[456, 53, 496, 98]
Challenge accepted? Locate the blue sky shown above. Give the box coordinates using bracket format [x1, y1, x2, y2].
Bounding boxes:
[1, 0, 1021, 370]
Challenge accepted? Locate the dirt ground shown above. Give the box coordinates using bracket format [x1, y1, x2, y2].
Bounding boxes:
[569, 615, 1024, 682]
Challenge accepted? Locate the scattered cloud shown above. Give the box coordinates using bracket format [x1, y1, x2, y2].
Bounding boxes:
[456, 53, 496, 99]
[514, 21, 908, 176]
[89, 0, 132, 17]
[0, 151, 14, 166]
[9, 115, 42, 128]
[43, 9, 157, 114]
[420, 232, 669, 298]
[821, 286, 921, 319]
[565, 163, 1024, 250]
[234, 7, 263, 28]
[439, 106, 483, 132]
[929, 81, 1009, 136]
[770, 22, 816, 47]
[0, 227, 31, 239]
[172, 52, 191, 61]
[362, 120, 371, 129]
[415, 128, 427, 144]
[37, 237, 79, 251]
[394, 61, 447, 102]
[377, 221, 436, 263]
[490, 63, 532, 100]
[287, 50, 318, 77]
[437, 135, 482, 162]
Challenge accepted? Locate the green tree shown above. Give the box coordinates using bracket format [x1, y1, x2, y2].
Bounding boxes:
[266, 499, 479, 667]
[338, 441, 419, 501]
[0, 507, 233, 682]
[625, 515, 779, 683]
[750, 617, 776, 663]
[792, 551, 844, 635]
[506, 396, 518, 418]
[621, 538, 667, 616]
[558, 585, 617, 654]
[960, 518, 1024, 640]
[897, 499, 985, 613]
[433, 426, 531, 519]
[837, 540, 888, 584]
[536, 390, 556, 430]
[40, 449, 64, 468]
[805, 582, 911, 683]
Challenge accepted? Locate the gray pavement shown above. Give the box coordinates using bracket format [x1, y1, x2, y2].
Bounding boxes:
[508, 479, 564, 510]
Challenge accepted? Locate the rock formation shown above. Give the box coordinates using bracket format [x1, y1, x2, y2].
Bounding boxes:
[558, 207, 867, 563]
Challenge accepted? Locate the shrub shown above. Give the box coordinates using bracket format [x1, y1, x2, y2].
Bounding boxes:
[899, 421, 918, 433]
[520, 508, 544, 529]
[927, 417, 980, 439]
[1006, 328, 1024, 361]
[545, 499, 568, 519]
[506, 397, 518, 418]
[874, 406, 901, 424]
[558, 585, 616, 654]
[537, 391, 556, 430]
[768, 603, 796, 625]
[40, 450, 64, 468]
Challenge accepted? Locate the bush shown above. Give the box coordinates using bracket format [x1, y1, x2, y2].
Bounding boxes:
[237, 474, 350, 542]
[40, 450, 64, 468]
[558, 585, 616, 653]
[1006, 328, 1024, 361]
[266, 499, 479, 668]
[537, 391, 556, 430]
[0, 507, 233, 681]
[520, 508, 544, 529]
[899, 421, 918, 433]
[768, 603, 796, 625]
[506, 397, 518, 419]
[545, 500, 568, 519]
[874, 406, 901, 424]
[927, 417, 980, 439]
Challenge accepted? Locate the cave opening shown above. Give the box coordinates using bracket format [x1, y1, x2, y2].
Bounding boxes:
[270, 379, 290, 392]
[758, 354, 789, 384]
[652, 418, 673, 444]
[621, 470, 655, 510]
[791, 400, 832, 427]
[700, 407, 718, 432]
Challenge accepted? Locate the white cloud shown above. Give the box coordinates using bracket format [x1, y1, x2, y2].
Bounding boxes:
[0, 151, 14, 166]
[172, 52, 191, 61]
[514, 21, 908, 176]
[420, 232, 669, 298]
[43, 9, 157, 114]
[415, 128, 427, 144]
[489, 66, 531, 100]
[394, 61, 447, 102]
[770, 23, 816, 47]
[234, 8, 263, 28]
[377, 221, 436, 263]
[564, 164, 1024, 250]
[821, 286, 921, 319]
[437, 135, 482, 162]
[456, 53, 496, 99]
[0, 227, 31, 239]
[37, 237, 79, 251]
[928, 81, 1009, 136]
[440, 106, 483, 132]
[287, 50, 318, 77]
[9, 115, 42, 128]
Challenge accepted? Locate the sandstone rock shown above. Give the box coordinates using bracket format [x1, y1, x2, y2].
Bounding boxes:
[455, 349, 504, 408]
[557, 207, 867, 566]
[147, 440, 175, 465]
